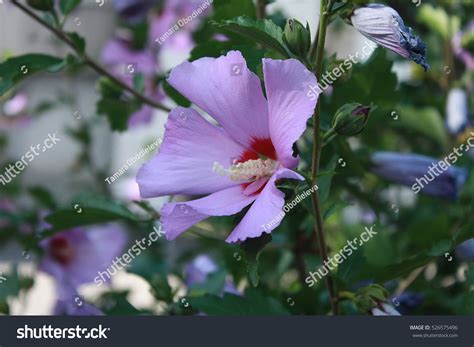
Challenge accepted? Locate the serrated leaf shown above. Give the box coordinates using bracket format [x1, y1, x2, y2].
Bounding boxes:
[0, 54, 65, 96]
[212, 16, 290, 58]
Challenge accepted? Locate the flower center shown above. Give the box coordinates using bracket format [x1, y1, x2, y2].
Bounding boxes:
[213, 138, 278, 182]
[213, 158, 278, 182]
[49, 236, 75, 265]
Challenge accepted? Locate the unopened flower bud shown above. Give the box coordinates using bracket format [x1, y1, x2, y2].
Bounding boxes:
[283, 19, 311, 57]
[332, 103, 371, 136]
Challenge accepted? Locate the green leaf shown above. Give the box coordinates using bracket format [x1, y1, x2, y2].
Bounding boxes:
[66, 32, 86, 54]
[59, 0, 81, 15]
[28, 186, 57, 209]
[188, 289, 289, 315]
[97, 97, 140, 132]
[374, 253, 433, 283]
[212, 16, 291, 58]
[395, 106, 447, 147]
[27, 0, 54, 11]
[418, 4, 460, 40]
[44, 195, 139, 233]
[241, 233, 272, 286]
[0, 54, 65, 96]
[188, 270, 228, 296]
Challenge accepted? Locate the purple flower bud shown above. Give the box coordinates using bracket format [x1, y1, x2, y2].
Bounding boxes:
[455, 238, 474, 262]
[351, 4, 429, 71]
[370, 152, 468, 200]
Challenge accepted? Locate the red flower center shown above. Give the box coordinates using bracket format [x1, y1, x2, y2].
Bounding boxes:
[238, 138, 277, 196]
[238, 138, 277, 163]
[49, 236, 75, 265]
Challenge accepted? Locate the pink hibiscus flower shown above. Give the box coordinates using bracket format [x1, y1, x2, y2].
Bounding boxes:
[137, 51, 319, 243]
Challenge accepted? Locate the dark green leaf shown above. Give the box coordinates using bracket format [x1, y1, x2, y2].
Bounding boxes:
[59, 0, 81, 15]
[97, 97, 140, 132]
[212, 16, 291, 58]
[44, 195, 139, 233]
[188, 289, 289, 315]
[28, 186, 57, 209]
[27, 0, 54, 11]
[241, 233, 272, 286]
[66, 32, 86, 54]
[0, 54, 65, 96]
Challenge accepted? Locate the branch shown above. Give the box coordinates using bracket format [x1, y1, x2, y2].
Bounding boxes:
[11, 0, 171, 113]
[256, 0, 267, 19]
[309, 0, 339, 315]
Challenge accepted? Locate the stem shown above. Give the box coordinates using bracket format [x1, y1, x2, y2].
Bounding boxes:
[11, 0, 171, 113]
[309, 0, 339, 315]
[256, 0, 267, 19]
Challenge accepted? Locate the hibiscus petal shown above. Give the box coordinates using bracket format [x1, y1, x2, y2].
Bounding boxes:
[226, 168, 304, 243]
[161, 185, 257, 240]
[137, 107, 246, 197]
[263, 58, 318, 169]
[167, 50, 270, 148]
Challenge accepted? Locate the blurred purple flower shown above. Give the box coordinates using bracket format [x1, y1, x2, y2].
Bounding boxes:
[53, 285, 103, 316]
[112, 0, 157, 24]
[351, 4, 429, 71]
[185, 255, 239, 295]
[371, 152, 468, 200]
[149, 0, 213, 51]
[391, 292, 424, 315]
[40, 224, 127, 291]
[137, 51, 319, 243]
[101, 38, 164, 127]
[446, 88, 469, 135]
[0, 93, 30, 129]
[453, 21, 474, 71]
[455, 238, 474, 262]
[371, 303, 401, 316]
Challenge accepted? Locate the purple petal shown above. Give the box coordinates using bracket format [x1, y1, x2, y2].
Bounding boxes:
[263, 58, 318, 169]
[371, 151, 468, 200]
[40, 224, 127, 289]
[167, 51, 270, 148]
[161, 185, 257, 240]
[351, 4, 429, 70]
[446, 88, 468, 135]
[137, 107, 246, 197]
[226, 168, 303, 243]
[101, 38, 157, 76]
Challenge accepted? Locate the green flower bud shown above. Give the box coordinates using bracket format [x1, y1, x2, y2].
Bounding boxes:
[332, 103, 372, 136]
[354, 284, 389, 313]
[27, 0, 55, 11]
[283, 19, 311, 57]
